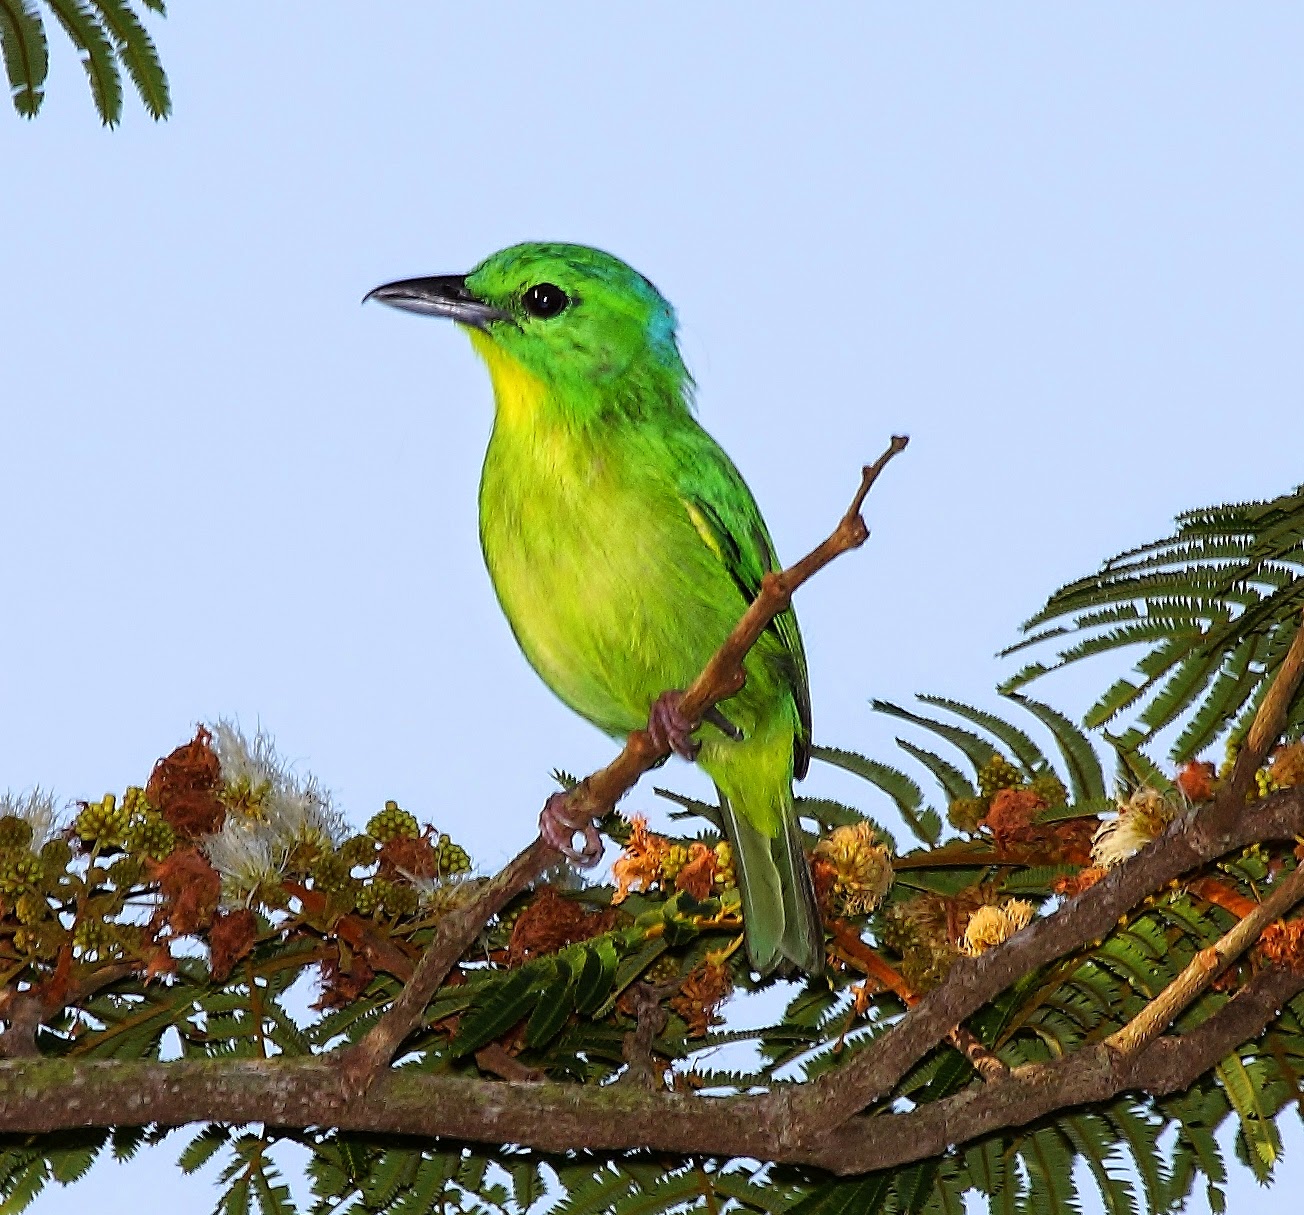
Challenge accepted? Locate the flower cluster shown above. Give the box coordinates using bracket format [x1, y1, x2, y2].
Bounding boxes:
[0, 725, 478, 993]
[669, 954, 735, 1037]
[610, 816, 736, 905]
[960, 899, 1035, 956]
[949, 755, 1093, 866]
[202, 721, 345, 906]
[1091, 786, 1178, 870]
[812, 822, 894, 917]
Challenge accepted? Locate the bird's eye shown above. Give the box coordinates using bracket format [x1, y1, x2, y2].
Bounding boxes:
[521, 282, 569, 319]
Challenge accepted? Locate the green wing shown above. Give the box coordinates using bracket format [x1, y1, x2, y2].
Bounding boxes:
[673, 433, 813, 777]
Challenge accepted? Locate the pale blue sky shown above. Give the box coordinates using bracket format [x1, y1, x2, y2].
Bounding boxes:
[2, 4, 1303, 1211]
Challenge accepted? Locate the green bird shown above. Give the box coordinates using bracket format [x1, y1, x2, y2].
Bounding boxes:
[368, 243, 823, 976]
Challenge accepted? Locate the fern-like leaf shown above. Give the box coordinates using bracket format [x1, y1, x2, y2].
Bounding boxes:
[1003, 482, 1304, 761]
[85, 0, 168, 117]
[0, 0, 48, 115]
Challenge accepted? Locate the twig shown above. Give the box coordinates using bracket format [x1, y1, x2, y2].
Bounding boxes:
[474, 1042, 544, 1083]
[341, 438, 909, 1091]
[620, 980, 674, 1090]
[1107, 860, 1304, 1056]
[1219, 609, 1304, 813]
[830, 920, 1009, 1081]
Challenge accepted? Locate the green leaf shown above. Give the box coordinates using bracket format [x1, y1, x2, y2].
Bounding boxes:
[574, 936, 620, 1016]
[787, 1173, 894, 1215]
[810, 745, 928, 826]
[873, 698, 1008, 773]
[895, 738, 976, 806]
[0, 1158, 49, 1215]
[451, 967, 542, 1058]
[524, 956, 577, 1049]
[44, 0, 120, 123]
[1004, 693, 1106, 802]
[509, 1159, 545, 1211]
[916, 694, 1049, 773]
[86, 0, 169, 117]
[0, 0, 48, 116]
[178, 1126, 231, 1175]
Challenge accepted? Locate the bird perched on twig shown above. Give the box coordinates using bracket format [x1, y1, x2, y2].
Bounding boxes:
[367, 243, 822, 976]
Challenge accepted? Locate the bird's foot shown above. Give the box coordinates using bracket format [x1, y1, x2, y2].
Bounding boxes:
[648, 690, 701, 761]
[704, 706, 744, 741]
[540, 791, 604, 867]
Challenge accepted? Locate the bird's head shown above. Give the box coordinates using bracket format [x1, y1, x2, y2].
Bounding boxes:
[367, 242, 689, 405]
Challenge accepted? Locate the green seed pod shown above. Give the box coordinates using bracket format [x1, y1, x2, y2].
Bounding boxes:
[947, 796, 989, 834]
[0, 816, 34, 852]
[72, 917, 111, 953]
[366, 801, 420, 843]
[1029, 772, 1069, 809]
[354, 883, 381, 916]
[660, 843, 689, 882]
[977, 754, 1023, 799]
[14, 891, 48, 925]
[384, 881, 419, 918]
[122, 786, 149, 814]
[309, 850, 352, 894]
[75, 795, 132, 846]
[436, 835, 471, 876]
[39, 837, 73, 872]
[338, 834, 379, 868]
[646, 954, 680, 984]
[0, 849, 44, 895]
[712, 845, 736, 890]
[123, 811, 176, 861]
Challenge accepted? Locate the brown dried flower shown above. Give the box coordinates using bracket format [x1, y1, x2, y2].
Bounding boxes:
[151, 846, 221, 936]
[670, 957, 734, 1037]
[508, 886, 618, 964]
[1176, 761, 1217, 803]
[612, 816, 670, 904]
[208, 908, 257, 982]
[146, 728, 226, 840]
[674, 843, 718, 901]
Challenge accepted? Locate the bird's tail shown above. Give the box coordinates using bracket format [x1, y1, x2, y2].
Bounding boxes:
[717, 785, 824, 977]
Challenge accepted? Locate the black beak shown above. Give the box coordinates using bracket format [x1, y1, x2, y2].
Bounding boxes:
[363, 274, 511, 328]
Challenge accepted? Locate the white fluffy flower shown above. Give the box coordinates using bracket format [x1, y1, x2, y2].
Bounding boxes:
[203, 818, 284, 907]
[209, 720, 344, 851]
[0, 788, 60, 850]
[406, 872, 481, 915]
[1091, 786, 1176, 870]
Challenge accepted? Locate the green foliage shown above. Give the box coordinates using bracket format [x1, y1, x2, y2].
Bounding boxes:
[1, 0, 168, 123]
[1003, 482, 1304, 761]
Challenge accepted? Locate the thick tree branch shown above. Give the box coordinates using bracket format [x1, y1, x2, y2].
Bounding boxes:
[0, 959, 1299, 1176]
[343, 438, 910, 1087]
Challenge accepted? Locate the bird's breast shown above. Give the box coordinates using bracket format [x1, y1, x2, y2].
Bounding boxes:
[478, 426, 723, 735]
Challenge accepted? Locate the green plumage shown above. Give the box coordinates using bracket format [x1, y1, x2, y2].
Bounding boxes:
[391, 242, 823, 975]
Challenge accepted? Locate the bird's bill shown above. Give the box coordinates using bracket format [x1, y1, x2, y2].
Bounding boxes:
[364, 274, 510, 328]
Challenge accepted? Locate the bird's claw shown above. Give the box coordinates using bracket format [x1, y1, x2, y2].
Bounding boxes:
[540, 791, 604, 867]
[648, 690, 700, 761]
